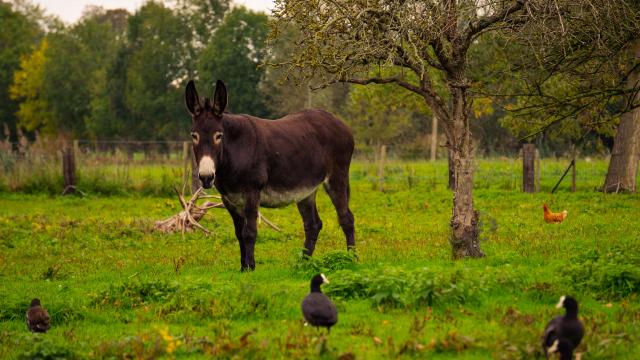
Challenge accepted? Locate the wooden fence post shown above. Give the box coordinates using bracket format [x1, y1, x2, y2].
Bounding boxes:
[377, 144, 386, 191]
[62, 144, 76, 195]
[522, 143, 536, 193]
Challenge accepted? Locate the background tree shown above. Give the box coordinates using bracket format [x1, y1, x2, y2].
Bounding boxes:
[346, 72, 432, 156]
[123, 1, 193, 139]
[603, 40, 640, 193]
[10, 8, 125, 137]
[9, 39, 52, 132]
[484, 1, 640, 189]
[84, 8, 131, 139]
[175, 0, 230, 46]
[199, 7, 270, 117]
[271, 0, 546, 258]
[0, 1, 42, 140]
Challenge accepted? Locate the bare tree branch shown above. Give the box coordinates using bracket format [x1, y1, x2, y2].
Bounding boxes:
[465, 1, 526, 45]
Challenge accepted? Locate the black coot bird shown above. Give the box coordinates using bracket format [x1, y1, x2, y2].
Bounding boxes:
[26, 298, 51, 333]
[301, 274, 337, 333]
[542, 295, 584, 359]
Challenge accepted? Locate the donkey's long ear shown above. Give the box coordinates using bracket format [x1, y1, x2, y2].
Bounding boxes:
[213, 80, 227, 116]
[185, 80, 200, 116]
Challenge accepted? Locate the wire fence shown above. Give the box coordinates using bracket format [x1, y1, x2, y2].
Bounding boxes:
[0, 139, 612, 195]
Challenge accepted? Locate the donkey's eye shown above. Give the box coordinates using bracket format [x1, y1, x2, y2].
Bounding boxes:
[213, 131, 223, 144]
[191, 132, 199, 144]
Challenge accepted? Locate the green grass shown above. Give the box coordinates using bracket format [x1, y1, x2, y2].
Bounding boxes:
[0, 159, 639, 359]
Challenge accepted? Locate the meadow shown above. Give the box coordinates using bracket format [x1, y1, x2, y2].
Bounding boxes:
[0, 158, 639, 359]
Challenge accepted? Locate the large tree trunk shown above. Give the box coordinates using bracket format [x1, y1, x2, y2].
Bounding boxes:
[447, 80, 484, 259]
[603, 107, 640, 193]
[450, 150, 483, 258]
[603, 41, 640, 193]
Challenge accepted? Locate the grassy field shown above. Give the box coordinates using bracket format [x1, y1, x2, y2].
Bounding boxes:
[0, 159, 639, 359]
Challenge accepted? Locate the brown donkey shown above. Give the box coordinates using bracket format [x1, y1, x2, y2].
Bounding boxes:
[186, 80, 355, 271]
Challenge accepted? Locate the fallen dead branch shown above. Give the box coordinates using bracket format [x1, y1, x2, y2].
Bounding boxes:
[154, 186, 281, 235]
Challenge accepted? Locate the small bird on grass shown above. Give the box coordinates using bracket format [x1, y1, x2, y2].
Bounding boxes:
[302, 273, 337, 333]
[543, 203, 568, 224]
[542, 295, 584, 359]
[26, 298, 50, 333]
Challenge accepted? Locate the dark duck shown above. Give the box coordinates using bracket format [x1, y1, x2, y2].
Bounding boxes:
[301, 274, 337, 333]
[26, 298, 51, 333]
[542, 295, 584, 359]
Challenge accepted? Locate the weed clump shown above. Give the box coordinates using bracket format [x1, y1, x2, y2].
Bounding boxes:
[325, 267, 489, 309]
[292, 249, 358, 277]
[563, 245, 640, 300]
[93, 327, 181, 359]
[91, 280, 180, 308]
[19, 337, 80, 360]
[92, 279, 288, 321]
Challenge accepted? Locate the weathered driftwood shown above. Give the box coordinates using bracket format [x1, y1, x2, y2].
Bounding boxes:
[154, 187, 221, 235]
[154, 187, 281, 235]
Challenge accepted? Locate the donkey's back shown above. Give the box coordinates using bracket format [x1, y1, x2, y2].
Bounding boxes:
[252, 108, 354, 168]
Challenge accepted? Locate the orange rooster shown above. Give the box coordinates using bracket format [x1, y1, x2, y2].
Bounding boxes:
[543, 203, 567, 223]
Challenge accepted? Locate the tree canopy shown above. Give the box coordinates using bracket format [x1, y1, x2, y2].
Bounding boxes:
[198, 7, 270, 117]
[0, 1, 42, 139]
[1, 0, 637, 162]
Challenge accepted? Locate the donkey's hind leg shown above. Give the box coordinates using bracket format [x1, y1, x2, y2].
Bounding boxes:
[296, 191, 323, 256]
[324, 173, 355, 250]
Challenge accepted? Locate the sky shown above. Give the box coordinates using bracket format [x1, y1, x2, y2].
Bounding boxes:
[35, 0, 276, 24]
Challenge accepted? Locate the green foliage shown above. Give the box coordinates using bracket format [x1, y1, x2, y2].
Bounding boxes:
[346, 70, 431, 149]
[18, 337, 79, 360]
[198, 7, 271, 117]
[563, 244, 640, 300]
[92, 280, 180, 309]
[175, 0, 230, 45]
[9, 39, 53, 132]
[0, 2, 42, 139]
[124, 2, 193, 139]
[292, 249, 358, 277]
[325, 267, 488, 309]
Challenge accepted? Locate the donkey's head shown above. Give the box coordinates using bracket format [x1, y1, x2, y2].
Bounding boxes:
[185, 80, 227, 189]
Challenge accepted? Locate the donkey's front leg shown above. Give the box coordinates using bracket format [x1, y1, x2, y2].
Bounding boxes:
[241, 191, 260, 271]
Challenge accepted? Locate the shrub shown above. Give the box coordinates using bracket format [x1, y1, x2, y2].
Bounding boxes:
[19, 337, 79, 360]
[292, 249, 358, 277]
[325, 267, 489, 310]
[563, 245, 640, 300]
[91, 280, 180, 308]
